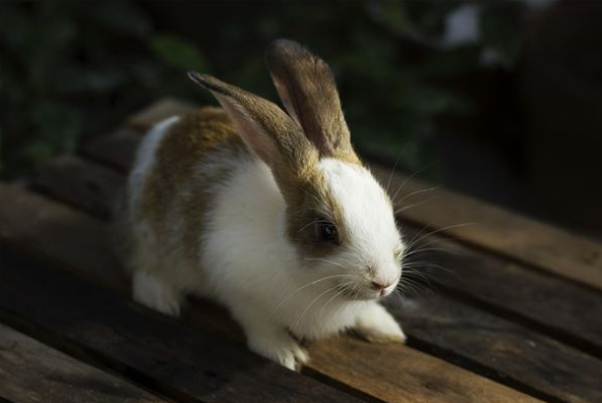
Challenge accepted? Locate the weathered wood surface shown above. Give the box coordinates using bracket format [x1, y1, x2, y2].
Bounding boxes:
[0, 183, 541, 403]
[33, 154, 602, 357]
[404, 226, 602, 356]
[82, 127, 142, 174]
[5, 97, 602, 403]
[119, 99, 602, 292]
[33, 155, 123, 219]
[0, 249, 364, 403]
[0, 325, 167, 403]
[372, 165, 602, 292]
[392, 296, 602, 403]
[0, 184, 127, 293]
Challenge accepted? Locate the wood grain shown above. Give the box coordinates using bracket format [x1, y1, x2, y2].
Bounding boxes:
[371, 164, 602, 291]
[0, 183, 541, 403]
[0, 248, 363, 403]
[0, 184, 128, 293]
[81, 127, 142, 173]
[125, 99, 602, 291]
[392, 295, 602, 403]
[33, 155, 602, 356]
[0, 325, 167, 403]
[33, 155, 124, 219]
[403, 226, 602, 355]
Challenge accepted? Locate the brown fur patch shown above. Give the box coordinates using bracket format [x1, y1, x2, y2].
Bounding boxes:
[132, 104, 352, 264]
[266, 39, 362, 166]
[189, 73, 356, 261]
[279, 168, 350, 259]
[137, 107, 247, 262]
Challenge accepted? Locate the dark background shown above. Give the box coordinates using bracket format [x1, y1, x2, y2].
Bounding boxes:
[1, 0, 601, 238]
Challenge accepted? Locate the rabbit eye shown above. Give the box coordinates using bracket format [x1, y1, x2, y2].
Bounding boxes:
[317, 221, 339, 244]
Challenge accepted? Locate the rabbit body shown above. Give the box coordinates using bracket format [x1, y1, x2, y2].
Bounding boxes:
[121, 40, 406, 370]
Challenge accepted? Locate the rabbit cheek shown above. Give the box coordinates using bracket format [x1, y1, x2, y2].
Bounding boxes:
[283, 178, 348, 261]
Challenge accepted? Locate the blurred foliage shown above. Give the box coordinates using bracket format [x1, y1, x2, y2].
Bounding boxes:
[0, 0, 527, 180]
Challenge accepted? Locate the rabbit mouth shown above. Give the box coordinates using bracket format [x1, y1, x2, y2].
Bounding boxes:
[337, 283, 395, 301]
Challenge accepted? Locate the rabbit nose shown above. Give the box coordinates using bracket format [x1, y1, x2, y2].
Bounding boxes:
[371, 281, 393, 291]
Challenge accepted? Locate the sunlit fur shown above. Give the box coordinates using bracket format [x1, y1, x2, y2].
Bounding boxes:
[318, 158, 404, 300]
[127, 124, 406, 369]
[201, 156, 404, 340]
[126, 37, 408, 370]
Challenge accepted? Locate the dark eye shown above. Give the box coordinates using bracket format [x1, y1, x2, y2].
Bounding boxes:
[317, 221, 339, 244]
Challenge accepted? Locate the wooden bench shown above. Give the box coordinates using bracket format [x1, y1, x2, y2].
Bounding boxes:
[2, 99, 601, 403]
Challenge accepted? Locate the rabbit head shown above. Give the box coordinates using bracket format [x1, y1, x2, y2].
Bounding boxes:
[189, 39, 404, 301]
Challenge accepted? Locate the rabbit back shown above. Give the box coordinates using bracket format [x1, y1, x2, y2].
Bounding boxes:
[122, 107, 250, 293]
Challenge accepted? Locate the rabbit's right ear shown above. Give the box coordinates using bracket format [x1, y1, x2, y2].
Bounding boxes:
[266, 39, 359, 164]
[188, 72, 319, 193]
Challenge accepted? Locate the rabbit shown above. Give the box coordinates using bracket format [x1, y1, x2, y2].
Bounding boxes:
[121, 39, 406, 370]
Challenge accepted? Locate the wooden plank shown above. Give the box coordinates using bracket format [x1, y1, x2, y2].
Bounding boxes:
[371, 164, 602, 291]
[34, 155, 602, 356]
[127, 99, 196, 131]
[17, 165, 597, 403]
[407, 231, 602, 355]
[0, 184, 128, 293]
[81, 127, 142, 173]
[0, 325, 167, 403]
[126, 99, 602, 291]
[33, 155, 123, 219]
[392, 295, 602, 403]
[0, 248, 363, 403]
[0, 184, 541, 403]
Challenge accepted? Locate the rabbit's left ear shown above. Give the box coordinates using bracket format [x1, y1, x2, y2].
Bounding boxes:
[266, 39, 359, 164]
[188, 72, 320, 201]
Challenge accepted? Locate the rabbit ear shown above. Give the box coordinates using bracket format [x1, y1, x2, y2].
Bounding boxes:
[266, 39, 359, 163]
[188, 72, 319, 190]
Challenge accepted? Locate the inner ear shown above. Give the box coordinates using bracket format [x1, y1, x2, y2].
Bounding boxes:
[266, 39, 356, 160]
[189, 72, 309, 170]
[189, 71, 323, 208]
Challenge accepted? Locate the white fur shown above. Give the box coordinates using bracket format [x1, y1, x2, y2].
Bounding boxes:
[127, 118, 405, 370]
[200, 157, 404, 368]
[128, 116, 180, 211]
[319, 158, 404, 292]
[133, 271, 181, 316]
[355, 303, 406, 342]
[127, 116, 207, 311]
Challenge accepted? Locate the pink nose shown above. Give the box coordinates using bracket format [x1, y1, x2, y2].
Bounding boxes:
[371, 281, 393, 291]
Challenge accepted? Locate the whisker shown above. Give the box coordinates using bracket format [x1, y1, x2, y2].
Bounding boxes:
[403, 222, 476, 253]
[318, 281, 354, 318]
[305, 257, 355, 269]
[293, 284, 340, 331]
[385, 151, 406, 194]
[395, 195, 440, 215]
[394, 185, 440, 206]
[268, 274, 358, 319]
[390, 163, 435, 202]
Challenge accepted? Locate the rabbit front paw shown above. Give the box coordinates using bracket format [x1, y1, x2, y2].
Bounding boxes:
[247, 328, 308, 371]
[133, 271, 182, 317]
[355, 303, 406, 343]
